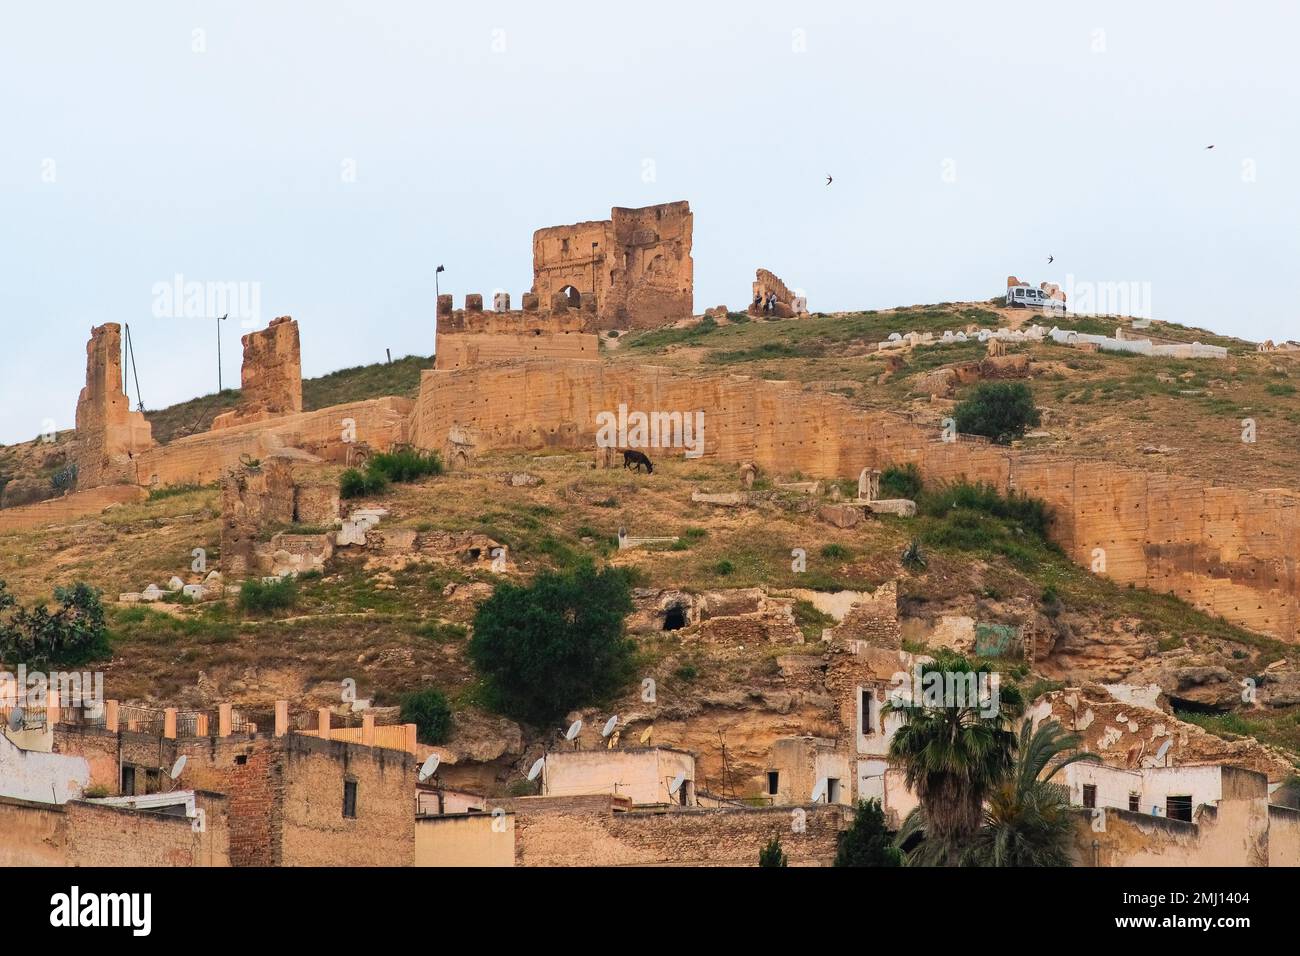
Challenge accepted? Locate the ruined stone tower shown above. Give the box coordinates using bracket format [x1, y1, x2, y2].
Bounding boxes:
[73, 323, 154, 487]
[212, 316, 303, 430]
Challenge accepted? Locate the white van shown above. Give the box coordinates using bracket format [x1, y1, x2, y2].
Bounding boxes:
[1007, 284, 1066, 314]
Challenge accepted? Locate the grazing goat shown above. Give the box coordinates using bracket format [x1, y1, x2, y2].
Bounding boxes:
[622, 449, 654, 474]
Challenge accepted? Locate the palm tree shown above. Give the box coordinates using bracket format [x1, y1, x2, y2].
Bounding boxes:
[887, 654, 1019, 866]
[966, 717, 1099, 866]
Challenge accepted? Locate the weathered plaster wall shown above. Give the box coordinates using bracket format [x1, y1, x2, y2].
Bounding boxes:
[415, 813, 515, 866]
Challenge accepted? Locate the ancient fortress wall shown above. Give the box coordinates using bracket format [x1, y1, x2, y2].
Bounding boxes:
[410, 359, 1300, 643]
[132, 397, 412, 488]
[0, 485, 147, 534]
[211, 316, 302, 430]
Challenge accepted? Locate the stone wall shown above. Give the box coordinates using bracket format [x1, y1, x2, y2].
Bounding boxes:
[72, 323, 155, 486]
[531, 201, 693, 330]
[0, 484, 147, 534]
[53, 725, 415, 867]
[0, 793, 230, 867]
[501, 795, 846, 866]
[410, 359, 1300, 644]
[134, 396, 412, 489]
[212, 316, 303, 430]
[434, 301, 599, 370]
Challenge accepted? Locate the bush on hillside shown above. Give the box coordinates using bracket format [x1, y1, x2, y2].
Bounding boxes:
[953, 382, 1041, 445]
[468, 560, 636, 726]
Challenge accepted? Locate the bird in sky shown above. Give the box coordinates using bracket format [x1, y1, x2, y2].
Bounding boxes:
[1047, 255, 1054, 264]
[1206, 145, 1215, 150]
[825, 175, 833, 185]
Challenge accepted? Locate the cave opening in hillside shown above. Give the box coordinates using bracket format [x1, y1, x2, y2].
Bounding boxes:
[662, 603, 687, 631]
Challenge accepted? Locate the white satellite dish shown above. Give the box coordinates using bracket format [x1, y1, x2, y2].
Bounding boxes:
[1155, 739, 1173, 765]
[668, 772, 686, 796]
[169, 756, 187, 779]
[417, 753, 440, 783]
[810, 778, 827, 803]
[526, 756, 546, 782]
[601, 715, 618, 738]
[564, 719, 583, 741]
[6, 706, 24, 732]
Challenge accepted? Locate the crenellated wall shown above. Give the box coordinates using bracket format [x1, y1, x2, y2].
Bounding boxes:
[410, 359, 1300, 643]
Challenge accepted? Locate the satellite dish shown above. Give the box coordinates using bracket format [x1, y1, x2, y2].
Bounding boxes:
[526, 756, 546, 782]
[668, 772, 686, 796]
[810, 778, 827, 803]
[639, 725, 653, 745]
[564, 719, 583, 741]
[417, 753, 440, 783]
[169, 756, 187, 779]
[6, 706, 23, 732]
[1155, 739, 1173, 765]
[601, 715, 618, 738]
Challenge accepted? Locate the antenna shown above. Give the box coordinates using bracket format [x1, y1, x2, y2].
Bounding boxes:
[417, 753, 440, 783]
[161, 755, 187, 793]
[810, 778, 827, 803]
[526, 756, 546, 782]
[639, 725, 653, 745]
[601, 715, 618, 738]
[6, 706, 24, 732]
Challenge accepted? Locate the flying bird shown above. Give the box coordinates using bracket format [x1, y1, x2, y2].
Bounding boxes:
[1047, 255, 1054, 264]
[1205, 145, 1215, 150]
[825, 175, 832, 186]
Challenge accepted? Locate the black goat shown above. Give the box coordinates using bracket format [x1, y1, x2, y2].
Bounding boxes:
[622, 449, 654, 474]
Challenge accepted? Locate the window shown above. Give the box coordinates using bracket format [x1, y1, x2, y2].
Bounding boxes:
[1166, 795, 1193, 822]
[1129, 792, 1140, 812]
[121, 765, 136, 796]
[561, 238, 570, 254]
[144, 769, 161, 795]
[343, 780, 358, 819]
[826, 779, 842, 804]
[766, 771, 779, 796]
[1082, 784, 1096, 809]
[860, 690, 874, 735]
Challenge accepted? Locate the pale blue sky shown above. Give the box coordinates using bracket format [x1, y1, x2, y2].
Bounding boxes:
[2, 1, 1297, 445]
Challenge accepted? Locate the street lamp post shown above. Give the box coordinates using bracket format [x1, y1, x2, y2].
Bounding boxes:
[216, 313, 228, 392]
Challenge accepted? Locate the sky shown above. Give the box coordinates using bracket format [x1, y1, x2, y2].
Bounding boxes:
[2, 1, 1297, 446]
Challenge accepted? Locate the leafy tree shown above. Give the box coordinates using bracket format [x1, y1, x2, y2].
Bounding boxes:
[966, 718, 1099, 866]
[953, 382, 1041, 445]
[758, 833, 788, 867]
[887, 653, 1020, 866]
[834, 799, 902, 867]
[400, 687, 453, 745]
[468, 560, 636, 726]
[0, 580, 110, 668]
[237, 576, 297, 615]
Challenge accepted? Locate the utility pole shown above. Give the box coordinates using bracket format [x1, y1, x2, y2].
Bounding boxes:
[216, 314, 228, 392]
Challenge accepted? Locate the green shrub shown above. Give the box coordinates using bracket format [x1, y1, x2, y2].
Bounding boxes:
[0, 580, 110, 668]
[919, 481, 1053, 539]
[953, 382, 1041, 444]
[834, 799, 902, 867]
[339, 467, 389, 499]
[468, 560, 636, 726]
[367, 448, 444, 483]
[400, 688, 453, 744]
[879, 463, 923, 500]
[237, 576, 298, 614]
[714, 559, 735, 576]
[820, 543, 851, 560]
[759, 833, 789, 867]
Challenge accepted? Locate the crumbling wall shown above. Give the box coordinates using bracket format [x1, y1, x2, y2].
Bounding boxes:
[530, 201, 693, 331]
[749, 269, 806, 317]
[435, 299, 599, 370]
[211, 316, 302, 430]
[410, 358, 1300, 643]
[72, 323, 155, 486]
